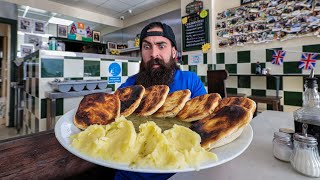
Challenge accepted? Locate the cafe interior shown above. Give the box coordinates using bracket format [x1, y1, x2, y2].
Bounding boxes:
[0, 0, 320, 179]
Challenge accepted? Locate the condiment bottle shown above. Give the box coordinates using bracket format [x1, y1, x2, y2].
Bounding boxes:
[293, 69, 320, 154]
[273, 132, 293, 162]
[290, 133, 320, 177]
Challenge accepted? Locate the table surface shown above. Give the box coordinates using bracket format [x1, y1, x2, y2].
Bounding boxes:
[170, 111, 320, 180]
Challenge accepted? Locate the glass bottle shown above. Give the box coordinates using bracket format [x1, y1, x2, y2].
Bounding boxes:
[290, 133, 320, 177]
[293, 69, 320, 154]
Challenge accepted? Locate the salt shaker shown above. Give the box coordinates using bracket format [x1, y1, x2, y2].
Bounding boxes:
[273, 132, 293, 162]
[290, 133, 320, 177]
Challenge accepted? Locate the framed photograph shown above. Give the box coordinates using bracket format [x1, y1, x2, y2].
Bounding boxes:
[57, 24, 68, 38]
[33, 20, 46, 34]
[24, 34, 42, 45]
[20, 45, 33, 57]
[93, 30, 101, 43]
[107, 42, 117, 49]
[18, 18, 32, 33]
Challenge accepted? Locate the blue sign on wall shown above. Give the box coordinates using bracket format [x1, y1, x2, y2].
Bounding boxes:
[108, 62, 121, 84]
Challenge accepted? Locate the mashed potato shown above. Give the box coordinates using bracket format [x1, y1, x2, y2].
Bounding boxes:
[70, 116, 217, 169]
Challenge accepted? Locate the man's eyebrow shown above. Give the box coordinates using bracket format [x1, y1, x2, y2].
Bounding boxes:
[142, 40, 167, 45]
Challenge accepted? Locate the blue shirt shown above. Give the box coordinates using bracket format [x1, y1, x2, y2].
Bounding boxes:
[115, 69, 207, 180]
[119, 69, 207, 98]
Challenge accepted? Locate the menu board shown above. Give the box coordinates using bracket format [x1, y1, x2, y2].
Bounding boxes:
[182, 10, 209, 52]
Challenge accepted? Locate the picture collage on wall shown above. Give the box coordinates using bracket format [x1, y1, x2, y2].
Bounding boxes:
[216, 0, 320, 48]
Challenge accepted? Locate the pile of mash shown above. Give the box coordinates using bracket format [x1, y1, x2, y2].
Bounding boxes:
[70, 116, 217, 169]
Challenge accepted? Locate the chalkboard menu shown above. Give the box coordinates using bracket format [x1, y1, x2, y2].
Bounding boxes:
[182, 10, 209, 52]
[240, 0, 260, 5]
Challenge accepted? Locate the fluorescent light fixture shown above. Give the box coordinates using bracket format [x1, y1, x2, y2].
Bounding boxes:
[22, 6, 29, 18]
[48, 17, 73, 26]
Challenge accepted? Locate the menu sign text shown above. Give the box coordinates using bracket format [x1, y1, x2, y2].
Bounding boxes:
[182, 11, 209, 51]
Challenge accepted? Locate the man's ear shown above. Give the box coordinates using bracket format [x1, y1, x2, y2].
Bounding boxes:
[171, 47, 177, 59]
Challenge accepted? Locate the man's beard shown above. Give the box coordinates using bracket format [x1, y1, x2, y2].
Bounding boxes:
[135, 56, 179, 88]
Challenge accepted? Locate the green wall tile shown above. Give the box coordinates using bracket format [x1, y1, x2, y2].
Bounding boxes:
[237, 51, 250, 63]
[69, 77, 83, 80]
[227, 88, 237, 94]
[84, 60, 100, 77]
[251, 89, 266, 96]
[284, 62, 302, 74]
[64, 56, 83, 59]
[41, 58, 64, 78]
[122, 62, 128, 76]
[214, 64, 216, 70]
[238, 76, 251, 88]
[200, 76, 207, 84]
[56, 98, 64, 116]
[107, 84, 115, 91]
[267, 76, 283, 90]
[189, 65, 197, 74]
[36, 78, 39, 98]
[203, 53, 207, 64]
[216, 53, 225, 64]
[284, 91, 302, 106]
[35, 117, 39, 132]
[101, 77, 108, 80]
[303, 44, 320, 58]
[101, 58, 115, 61]
[182, 55, 188, 65]
[41, 99, 46, 119]
[225, 64, 237, 74]
[251, 63, 265, 74]
[266, 48, 282, 62]
[208, 64, 213, 71]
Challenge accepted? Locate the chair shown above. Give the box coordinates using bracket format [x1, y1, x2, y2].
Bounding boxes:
[247, 95, 282, 116]
[207, 70, 228, 98]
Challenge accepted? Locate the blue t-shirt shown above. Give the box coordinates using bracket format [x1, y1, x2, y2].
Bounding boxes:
[115, 69, 207, 180]
[119, 69, 207, 98]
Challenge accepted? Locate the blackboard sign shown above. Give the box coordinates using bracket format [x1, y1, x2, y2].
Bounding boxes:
[240, 0, 260, 5]
[182, 10, 209, 52]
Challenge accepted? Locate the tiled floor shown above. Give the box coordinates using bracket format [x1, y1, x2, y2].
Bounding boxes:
[0, 124, 25, 141]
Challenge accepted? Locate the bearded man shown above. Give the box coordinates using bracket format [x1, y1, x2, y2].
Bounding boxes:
[118, 22, 206, 99]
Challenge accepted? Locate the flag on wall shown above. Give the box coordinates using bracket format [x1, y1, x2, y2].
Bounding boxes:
[298, 53, 318, 70]
[271, 50, 286, 65]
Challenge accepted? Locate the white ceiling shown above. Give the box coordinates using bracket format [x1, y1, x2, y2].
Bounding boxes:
[49, 0, 174, 19]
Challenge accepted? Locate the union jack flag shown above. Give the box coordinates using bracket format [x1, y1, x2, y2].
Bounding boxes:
[271, 50, 286, 65]
[298, 53, 318, 70]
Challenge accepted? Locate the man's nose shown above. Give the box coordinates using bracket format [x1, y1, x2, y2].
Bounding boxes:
[150, 47, 160, 59]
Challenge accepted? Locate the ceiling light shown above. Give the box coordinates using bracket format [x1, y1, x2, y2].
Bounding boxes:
[48, 17, 73, 26]
[22, 6, 29, 18]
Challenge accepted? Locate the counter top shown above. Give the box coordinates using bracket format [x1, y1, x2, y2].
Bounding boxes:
[170, 111, 319, 180]
[36, 50, 141, 61]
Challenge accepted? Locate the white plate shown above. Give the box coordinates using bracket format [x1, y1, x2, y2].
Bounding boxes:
[55, 109, 253, 173]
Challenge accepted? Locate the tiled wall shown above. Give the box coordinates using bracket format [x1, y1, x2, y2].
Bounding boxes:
[24, 50, 141, 133]
[181, 44, 320, 112]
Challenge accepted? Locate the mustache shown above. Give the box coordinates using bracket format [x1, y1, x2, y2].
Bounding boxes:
[147, 58, 167, 68]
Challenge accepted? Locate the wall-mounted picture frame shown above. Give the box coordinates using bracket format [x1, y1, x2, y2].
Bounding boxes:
[33, 20, 46, 34]
[24, 34, 42, 45]
[20, 45, 33, 57]
[18, 18, 32, 33]
[57, 24, 68, 38]
[107, 41, 117, 49]
[92, 30, 101, 43]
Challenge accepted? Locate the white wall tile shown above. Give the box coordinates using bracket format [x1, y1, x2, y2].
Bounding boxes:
[226, 76, 237, 88]
[197, 64, 208, 76]
[237, 88, 252, 96]
[266, 62, 283, 74]
[63, 97, 83, 113]
[283, 46, 302, 62]
[225, 52, 237, 64]
[100, 61, 109, 77]
[64, 59, 84, 77]
[283, 77, 303, 92]
[39, 78, 63, 99]
[251, 49, 266, 63]
[283, 105, 300, 112]
[216, 64, 225, 70]
[251, 76, 266, 89]
[237, 63, 251, 74]
[39, 118, 46, 131]
[35, 97, 39, 119]
[267, 90, 284, 105]
[257, 103, 267, 112]
[128, 62, 140, 76]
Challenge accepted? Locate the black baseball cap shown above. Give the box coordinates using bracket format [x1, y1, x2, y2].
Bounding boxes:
[139, 22, 177, 50]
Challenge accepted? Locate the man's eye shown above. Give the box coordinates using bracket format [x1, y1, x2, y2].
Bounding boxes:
[143, 44, 151, 49]
[159, 44, 165, 49]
